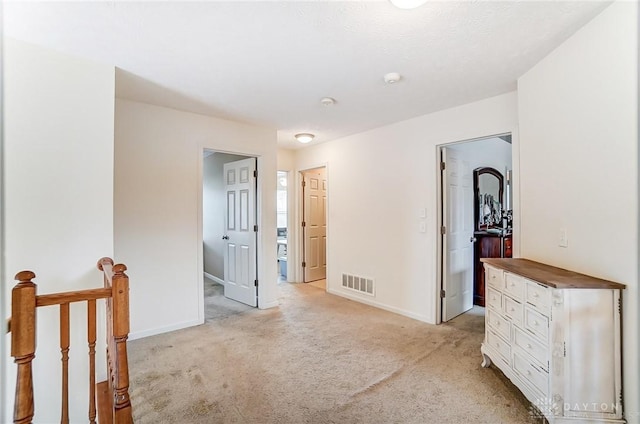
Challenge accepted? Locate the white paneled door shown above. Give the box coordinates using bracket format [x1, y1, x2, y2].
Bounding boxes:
[302, 167, 327, 283]
[442, 148, 474, 321]
[223, 158, 257, 307]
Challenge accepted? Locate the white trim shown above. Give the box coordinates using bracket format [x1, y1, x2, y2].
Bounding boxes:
[129, 318, 202, 341]
[204, 272, 224, 285]
[259, 300, 279, 309]
[327, 287, 430, 323]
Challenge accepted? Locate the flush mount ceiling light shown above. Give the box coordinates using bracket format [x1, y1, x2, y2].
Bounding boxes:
[384, 72, 402, 84]
[295, 133, 315, 144]
[320, 97, 336, 106]
[389, 0, 428, 9]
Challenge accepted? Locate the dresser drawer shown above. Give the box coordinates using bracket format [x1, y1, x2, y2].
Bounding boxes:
[486, 329, 510, 363]
[524, 306, 549, 342]
[525, 280, 551, 314]
[487, 309, 510, 340]
[513, 351, 549, 396]
[513, 327, 547, 370]
[504, 272, 524, 300]
[486, 265, 504, 289]
[487, 287, 502, 311]
[503, 295, 523, 327]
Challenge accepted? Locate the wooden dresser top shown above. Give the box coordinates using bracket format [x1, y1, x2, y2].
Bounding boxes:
[481, 258, 626, 290]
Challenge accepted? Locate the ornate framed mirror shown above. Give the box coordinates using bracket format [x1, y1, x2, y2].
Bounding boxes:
[473, 167, 504, 231]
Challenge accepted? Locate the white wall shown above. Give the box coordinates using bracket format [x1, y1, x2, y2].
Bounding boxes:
[114, 99, 278, 339]
[277, 148, 295, 171]
[203, 152, 247, 280]
[293, 92, 518, 322]
[448, 137, 512, 182]
[3, 38, 114, 423]
[518, 1, 639, 420]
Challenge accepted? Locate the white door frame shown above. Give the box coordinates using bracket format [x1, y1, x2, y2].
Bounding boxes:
[197, 148, 264, 323]
[295, 163, 329, 287]
[435, 131, 520, 324]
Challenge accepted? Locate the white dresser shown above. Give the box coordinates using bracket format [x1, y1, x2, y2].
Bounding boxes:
[480, 258, 625, 423]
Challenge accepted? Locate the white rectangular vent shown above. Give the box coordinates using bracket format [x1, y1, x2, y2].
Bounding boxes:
[342, 273, 374, 296]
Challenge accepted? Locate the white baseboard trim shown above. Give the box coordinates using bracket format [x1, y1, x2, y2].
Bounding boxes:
[204, 272, 224, 285]
[259, 299, 279, 309]
[326, 287, 433, 324]
[129, 318, 203, 341]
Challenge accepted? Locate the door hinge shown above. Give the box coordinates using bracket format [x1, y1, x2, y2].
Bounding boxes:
[440, 162, 446, 171]
[440, 226, 446, 235]
[302, 221, 306, 227]
[440, 289, 446, 298]
[254, 279, 258, 287]
[302, 180, 306, 187]
[563, 341, 566, 357]
[302, 261, 306, 268]
[254, 224, 258, 232]
[253, 170, 257, 178]
[618, 296, 622, 314]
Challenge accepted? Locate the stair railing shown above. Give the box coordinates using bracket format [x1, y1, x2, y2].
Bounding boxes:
[8, 257, 133, 424]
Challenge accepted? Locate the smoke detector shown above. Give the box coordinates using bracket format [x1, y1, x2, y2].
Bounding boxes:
[384, 72, 402, 84]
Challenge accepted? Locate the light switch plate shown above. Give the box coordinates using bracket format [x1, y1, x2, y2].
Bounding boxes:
[559, 228, 568, 248]
[419, 208, 427, 218]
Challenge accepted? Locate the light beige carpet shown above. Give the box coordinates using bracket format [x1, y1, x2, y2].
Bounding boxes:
[128, 280, 540, 423]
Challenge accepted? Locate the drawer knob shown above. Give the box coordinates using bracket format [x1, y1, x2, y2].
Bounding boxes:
[509, 307, 515, 312]
[532, 292, 539, 298]
[533, 320, 538, 326]
[526, 343, 532, 349]
[526, 370, 532, 376]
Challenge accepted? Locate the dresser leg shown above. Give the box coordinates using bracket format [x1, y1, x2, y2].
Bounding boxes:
[481, 353, 492, 368]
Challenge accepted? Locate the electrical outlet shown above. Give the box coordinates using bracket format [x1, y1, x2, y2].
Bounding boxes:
[419, 221, 426, 233]
[559, 228, 568, 248]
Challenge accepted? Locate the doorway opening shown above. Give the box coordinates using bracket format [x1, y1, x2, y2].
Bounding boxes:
[300, 166, 327, 290]
[202, 150, 259, 319]
[437, 134, 514, 323]
[277, 171, 288, 283]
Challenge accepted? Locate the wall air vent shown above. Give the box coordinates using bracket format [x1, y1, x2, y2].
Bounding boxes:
[341, 273, 374, 296]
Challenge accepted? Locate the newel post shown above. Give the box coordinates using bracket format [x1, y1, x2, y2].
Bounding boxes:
[111, 264, 133, 422]
[11, 271, 37, 424]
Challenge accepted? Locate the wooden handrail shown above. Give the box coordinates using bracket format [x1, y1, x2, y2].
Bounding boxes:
[36, 288, 112, 307]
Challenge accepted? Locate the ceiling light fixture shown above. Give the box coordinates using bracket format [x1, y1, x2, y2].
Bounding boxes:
[384, 72, 402, 84]
[295, 133, 315, 144]
[320, 97, 336, 106]
[389, 0, 428, 9]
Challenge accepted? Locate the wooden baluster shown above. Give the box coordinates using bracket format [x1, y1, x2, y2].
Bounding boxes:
[59, 303, 70, 424]
[87, 300, 97, 424]
[111, 264, 133, 423]
[12, 271, 37, 424]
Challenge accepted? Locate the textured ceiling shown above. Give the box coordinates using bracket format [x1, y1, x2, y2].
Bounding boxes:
[4, 1, 611, 149]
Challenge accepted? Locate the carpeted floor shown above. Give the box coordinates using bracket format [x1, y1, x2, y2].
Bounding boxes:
[128, 279, 540, 423]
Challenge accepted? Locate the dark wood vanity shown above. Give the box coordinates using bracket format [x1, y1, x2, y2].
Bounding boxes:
[473, 231, 511, 306]
[472, 166, 512, 307]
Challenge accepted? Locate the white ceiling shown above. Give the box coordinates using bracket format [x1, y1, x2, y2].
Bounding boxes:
[4, 1, 610, 149]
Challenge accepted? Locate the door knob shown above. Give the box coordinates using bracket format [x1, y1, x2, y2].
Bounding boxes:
[470, 237, 477, 243]
[222, 235, 229, 240]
